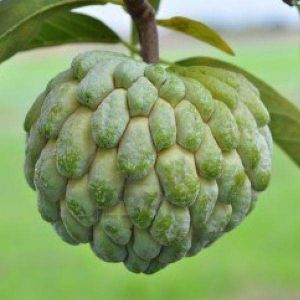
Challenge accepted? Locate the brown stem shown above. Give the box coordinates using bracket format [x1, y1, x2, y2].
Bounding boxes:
[124, 0, 159, 64]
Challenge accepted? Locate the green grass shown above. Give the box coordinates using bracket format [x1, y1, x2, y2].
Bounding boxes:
[0, 40, 300, 300]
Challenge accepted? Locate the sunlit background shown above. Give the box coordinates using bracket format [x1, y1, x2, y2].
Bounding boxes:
[1, 1, 300, 299]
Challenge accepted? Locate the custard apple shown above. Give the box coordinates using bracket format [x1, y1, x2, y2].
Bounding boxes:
[24, 50, 272, 274]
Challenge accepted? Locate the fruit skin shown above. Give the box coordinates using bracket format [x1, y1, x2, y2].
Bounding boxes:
[24, 50, 272, 274]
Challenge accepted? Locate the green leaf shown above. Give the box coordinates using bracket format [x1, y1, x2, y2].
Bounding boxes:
[24, 10, 120, 50]
[0, 0, 122, 63]
[157, 17, 234, 56]
[174, 56, 300, 167]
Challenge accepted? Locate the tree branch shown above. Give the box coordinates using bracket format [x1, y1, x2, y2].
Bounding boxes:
[124, 0, 159, 64]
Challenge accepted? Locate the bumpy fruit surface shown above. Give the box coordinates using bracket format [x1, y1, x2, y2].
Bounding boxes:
[24, 50, 272, 274]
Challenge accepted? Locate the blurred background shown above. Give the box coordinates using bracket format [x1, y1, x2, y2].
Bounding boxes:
[1, 1, 300, 299]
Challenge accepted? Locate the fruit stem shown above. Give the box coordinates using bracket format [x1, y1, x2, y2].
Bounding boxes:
[120, 39, 172, 65]
[124, 0, 159, 64]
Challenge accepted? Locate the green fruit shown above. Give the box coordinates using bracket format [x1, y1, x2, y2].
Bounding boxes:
[24, 50, 272, 274]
